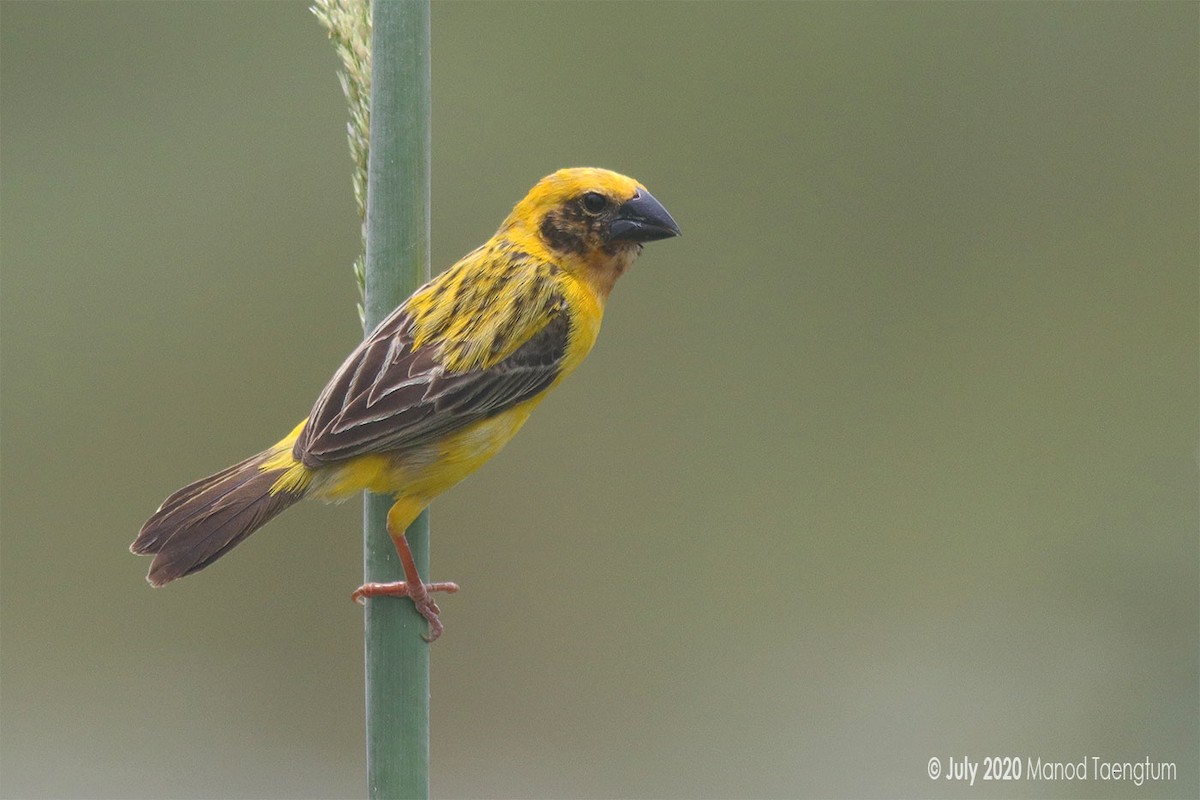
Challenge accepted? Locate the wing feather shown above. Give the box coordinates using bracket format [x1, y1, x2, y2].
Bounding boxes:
[295, 298, 569, 467]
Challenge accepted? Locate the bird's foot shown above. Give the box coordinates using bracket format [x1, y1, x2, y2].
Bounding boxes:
[351, 580, 460, 641]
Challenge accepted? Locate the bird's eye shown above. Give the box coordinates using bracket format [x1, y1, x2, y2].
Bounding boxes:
[581, 192, 608, 214]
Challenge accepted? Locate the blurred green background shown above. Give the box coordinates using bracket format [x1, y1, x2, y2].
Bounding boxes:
[2, 2, 1196, 798]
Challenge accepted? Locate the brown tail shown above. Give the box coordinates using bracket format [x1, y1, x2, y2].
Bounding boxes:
[132, 449, 305, 586]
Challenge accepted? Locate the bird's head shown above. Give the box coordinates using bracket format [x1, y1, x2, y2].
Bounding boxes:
[505, 167, 680, 299]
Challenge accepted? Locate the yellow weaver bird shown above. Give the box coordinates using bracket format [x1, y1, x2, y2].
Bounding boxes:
[132, 167, 679, 640]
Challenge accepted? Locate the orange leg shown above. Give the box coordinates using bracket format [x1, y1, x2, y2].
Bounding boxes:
[352, 499, 459, 641]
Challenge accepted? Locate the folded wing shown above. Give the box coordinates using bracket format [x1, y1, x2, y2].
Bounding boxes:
[295, 299, 569, 467]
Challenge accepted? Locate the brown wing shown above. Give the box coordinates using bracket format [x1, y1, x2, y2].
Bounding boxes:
[294, 301, 569, 468]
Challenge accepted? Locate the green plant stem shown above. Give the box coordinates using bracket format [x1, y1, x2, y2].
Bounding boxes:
[361, 1, 431, 798]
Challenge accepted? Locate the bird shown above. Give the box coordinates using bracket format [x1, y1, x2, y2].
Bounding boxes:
[131, 167, 680, 640]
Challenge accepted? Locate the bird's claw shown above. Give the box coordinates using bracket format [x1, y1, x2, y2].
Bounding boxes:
[414, 595, 443, 642]
[351, 580, 460, 642]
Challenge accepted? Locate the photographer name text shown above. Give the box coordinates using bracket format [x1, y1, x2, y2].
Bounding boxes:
[926, 755, 1177, 787]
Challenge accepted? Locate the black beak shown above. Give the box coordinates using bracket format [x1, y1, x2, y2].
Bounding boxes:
[609, 189, 681, 243]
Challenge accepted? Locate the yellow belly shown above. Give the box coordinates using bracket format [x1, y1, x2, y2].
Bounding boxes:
[307, 397, 544, 504]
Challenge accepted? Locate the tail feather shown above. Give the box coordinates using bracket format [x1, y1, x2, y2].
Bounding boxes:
[132, 448, 306, 587]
